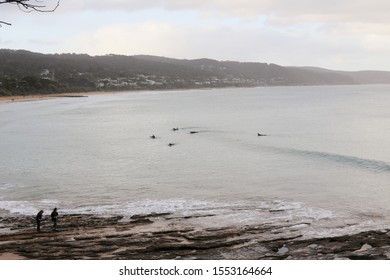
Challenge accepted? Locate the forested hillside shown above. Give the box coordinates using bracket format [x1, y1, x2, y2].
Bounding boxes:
[2, 49, 390, 96]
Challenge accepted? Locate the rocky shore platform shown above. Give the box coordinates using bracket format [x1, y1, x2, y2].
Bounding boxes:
[1, 213, 390, 260]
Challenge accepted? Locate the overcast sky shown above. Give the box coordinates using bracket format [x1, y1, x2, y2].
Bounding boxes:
[1, 0, 390, 71]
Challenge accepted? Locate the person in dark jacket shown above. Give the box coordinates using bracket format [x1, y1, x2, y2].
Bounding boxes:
[51, 208, 58, 231]
[36, 210, 44, 232]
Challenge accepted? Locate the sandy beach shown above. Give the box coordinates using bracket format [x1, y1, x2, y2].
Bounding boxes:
[0, 88, 224, 104]
[0, 91, 117, 104]
[1, 213, 390, 260]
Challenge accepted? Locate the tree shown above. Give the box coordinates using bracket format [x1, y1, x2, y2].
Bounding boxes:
[0, 0, 60, 26]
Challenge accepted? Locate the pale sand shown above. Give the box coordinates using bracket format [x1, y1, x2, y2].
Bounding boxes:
[0, 253, 26, 260]
[0, 91, 116, 104]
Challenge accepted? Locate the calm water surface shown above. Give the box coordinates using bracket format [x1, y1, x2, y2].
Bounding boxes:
[1, 85, 389, 237]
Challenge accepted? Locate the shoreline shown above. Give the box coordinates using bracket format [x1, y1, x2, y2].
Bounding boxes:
[1, 213, 390, 260]
[0, 88, 209, 104]
[0, 86, 242, 104]
[0, 91, 117, 104]
[1, 84, 385, 104]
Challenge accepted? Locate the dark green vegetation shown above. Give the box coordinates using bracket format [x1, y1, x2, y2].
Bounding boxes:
[2, 49, 390, 96]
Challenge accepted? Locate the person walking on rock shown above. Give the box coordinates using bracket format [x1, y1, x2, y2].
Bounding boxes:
[51, 207, 58, 231]
[36, 210, 44, 232]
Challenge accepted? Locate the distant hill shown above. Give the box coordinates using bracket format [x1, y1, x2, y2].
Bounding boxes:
[1, 49, 390, 96]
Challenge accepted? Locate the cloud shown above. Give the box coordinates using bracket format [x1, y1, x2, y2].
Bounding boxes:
[3, 0, 390, 70]
[63, 21, 227, 58]
[7, 0, 390, 28]
[63, 22, 181, 56]
[59, 20, 340, 63]
[0, 39, 13, 45]
[60, 0, 390, 24]
[58, 15, 390, 71]
[28, 38, 60, 46]
[0, 0, 60, 13]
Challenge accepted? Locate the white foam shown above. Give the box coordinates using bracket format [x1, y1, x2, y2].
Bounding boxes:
[0, 198, 331, 220]
[0, 197, 379, 238]
[0, 199, 60, 215]
[0, 182, 27, 191]
[0, 201, 38, 215]
[64, 199, 212, 216]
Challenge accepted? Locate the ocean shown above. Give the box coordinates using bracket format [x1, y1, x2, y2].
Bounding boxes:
[1, 85, 390, 238]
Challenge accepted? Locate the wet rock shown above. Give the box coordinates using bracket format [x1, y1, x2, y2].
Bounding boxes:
[130, 213, 171, 219]
[355, 243, 373, 252]
[1, 214, 390, 260]
[277, 245, 289, 255]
